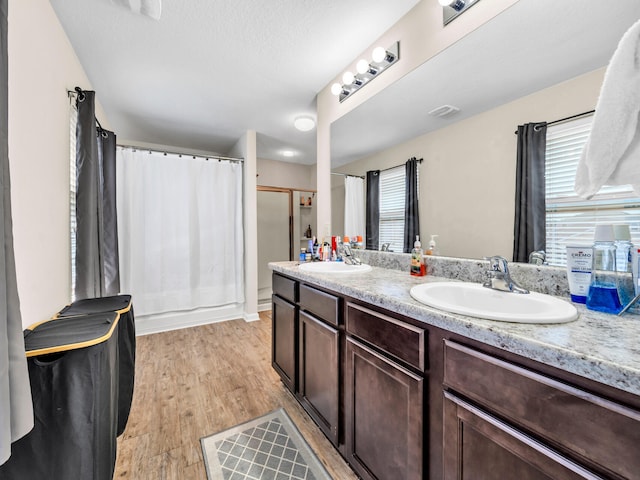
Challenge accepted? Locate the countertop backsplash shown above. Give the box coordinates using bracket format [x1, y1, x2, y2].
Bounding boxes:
[356, 250, 570, 298]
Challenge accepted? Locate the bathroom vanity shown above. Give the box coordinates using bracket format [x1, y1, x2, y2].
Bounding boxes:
[269, 258, 640, 480]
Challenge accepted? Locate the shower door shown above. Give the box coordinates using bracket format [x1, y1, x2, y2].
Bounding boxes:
[257, 188, 292, 306]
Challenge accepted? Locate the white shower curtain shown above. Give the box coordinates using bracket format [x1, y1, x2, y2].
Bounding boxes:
[116, 148, 244, 316]
[344, 176, 365, 239]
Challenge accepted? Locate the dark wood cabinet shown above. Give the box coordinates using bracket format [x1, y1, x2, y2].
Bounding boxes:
[271, 271, 640, 480]
[443, 340, 640, 480]
[298, 311, 340, 445]
[344, 337, 424, 480]
[443, 392, 599, 480]
[271, 294, 297, 392]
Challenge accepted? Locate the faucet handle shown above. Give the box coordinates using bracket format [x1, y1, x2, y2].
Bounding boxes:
[485, 255, 509, 273]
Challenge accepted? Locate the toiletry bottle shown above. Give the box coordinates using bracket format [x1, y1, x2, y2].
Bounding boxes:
[426, 235, 439, 255]
[411, 235, 426, 276]
[586, 224, 623, 314]
[614, 224, 635, 307]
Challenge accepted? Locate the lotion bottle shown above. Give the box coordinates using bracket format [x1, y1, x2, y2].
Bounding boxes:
[411, 235, 426, 276]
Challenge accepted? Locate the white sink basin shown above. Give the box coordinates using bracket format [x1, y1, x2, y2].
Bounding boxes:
[299, 262, 372, 274]
[410, 282, 578, 324]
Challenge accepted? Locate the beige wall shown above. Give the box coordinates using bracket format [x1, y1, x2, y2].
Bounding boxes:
[8, 0, 109, 327]
[257, 157, 315, 192]
[334, 68, 605, 260]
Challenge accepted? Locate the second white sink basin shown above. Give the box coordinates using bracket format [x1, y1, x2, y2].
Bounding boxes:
[299, 262, 372, 274]
[410, 282, 578, 324]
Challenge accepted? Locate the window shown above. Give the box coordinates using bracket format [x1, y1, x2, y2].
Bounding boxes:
[545, 115, 640, 266]
[379, 165, 418, 253]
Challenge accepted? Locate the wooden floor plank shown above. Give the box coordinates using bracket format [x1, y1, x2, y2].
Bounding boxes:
[114, 311, 357, 479]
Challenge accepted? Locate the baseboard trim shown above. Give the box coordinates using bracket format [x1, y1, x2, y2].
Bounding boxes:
[136, 304, 245, 336]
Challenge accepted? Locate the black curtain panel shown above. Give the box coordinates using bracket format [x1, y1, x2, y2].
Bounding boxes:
[75, 90, 119, 300]
[404, 157, 421, 253]
[0, 0, 34, 465]
[365, 170, 380, 250]
[513, 123, 547, 263]
[98, 130, 120, 296]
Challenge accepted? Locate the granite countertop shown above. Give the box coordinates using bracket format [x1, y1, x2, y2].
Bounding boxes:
[269, 260, 640, 397]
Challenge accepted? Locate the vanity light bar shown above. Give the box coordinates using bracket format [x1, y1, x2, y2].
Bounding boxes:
[331, 42, 400, 103]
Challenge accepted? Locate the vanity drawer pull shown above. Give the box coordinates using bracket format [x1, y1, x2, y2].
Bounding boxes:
[346, 303, 426, 371]
[443, 340, 640, 479]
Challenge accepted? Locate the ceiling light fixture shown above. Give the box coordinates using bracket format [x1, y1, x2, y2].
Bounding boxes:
[331, 41, 400, 103]
[294, 116, 316, 132]
[282, 150, 295, 158]
[440, 0, 480, 25]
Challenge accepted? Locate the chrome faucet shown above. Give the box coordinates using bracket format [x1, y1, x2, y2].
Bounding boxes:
[339, 243, 362, 265]
[483, 256, 529, 294]
[528, 250, 546, 265]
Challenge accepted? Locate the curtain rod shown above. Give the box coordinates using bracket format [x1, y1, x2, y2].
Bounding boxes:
[378, 157, 423, 173]
[117, 144, 244, 163]
[514, 110, 595, 134]
[68, 88, 108, 133]
[331, 172, 365, 179]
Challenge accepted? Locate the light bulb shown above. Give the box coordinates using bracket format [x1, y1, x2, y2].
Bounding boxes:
[372, 46, 387, 63]
[438, 0, 454, 5]
[356, 59, 369, 75]
[331, 83, 342, 96]
[342, 71, 355, 85]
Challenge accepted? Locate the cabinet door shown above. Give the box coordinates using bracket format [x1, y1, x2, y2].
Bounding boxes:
[272, 295, 296, 392]
[345, 337, 423, 480]
[443, 392, 603, 480]
[298, 311, 340, 445]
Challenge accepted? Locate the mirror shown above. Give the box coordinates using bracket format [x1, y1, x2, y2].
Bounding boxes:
[330, 0, 640, 260]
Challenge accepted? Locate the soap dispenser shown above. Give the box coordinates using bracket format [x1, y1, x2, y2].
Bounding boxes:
[426, 235, 439, 255]
[411, 235, 426, 276]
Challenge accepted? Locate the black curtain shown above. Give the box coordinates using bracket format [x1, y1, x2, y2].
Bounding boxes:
[75, 90, 119, 300]
[365, 170, 380, 250]
[0, 0, 34, 465]
[404, 157, 421, 253]
[513, 123, 547, 263]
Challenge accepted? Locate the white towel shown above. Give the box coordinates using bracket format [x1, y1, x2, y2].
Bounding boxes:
[574, 18, 640, 199]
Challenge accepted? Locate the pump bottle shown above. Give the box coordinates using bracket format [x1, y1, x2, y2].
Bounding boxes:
[411, 235, 426, 276]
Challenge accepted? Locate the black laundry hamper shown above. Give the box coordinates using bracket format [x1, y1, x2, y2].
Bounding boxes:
[0, 312, 122, 480]
[55, 294, 136, 435]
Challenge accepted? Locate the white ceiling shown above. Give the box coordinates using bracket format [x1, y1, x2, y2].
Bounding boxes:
[49, 0, 420, 164]
[331, 0, 640, 166]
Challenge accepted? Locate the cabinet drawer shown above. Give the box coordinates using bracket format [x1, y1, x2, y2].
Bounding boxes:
[347, 303, 426, 371]
[443, 340, 640, 479]
[273, 274, 297, 303]
[299, 284, 339, 326]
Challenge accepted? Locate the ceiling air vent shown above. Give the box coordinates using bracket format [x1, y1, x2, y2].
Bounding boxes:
[428, 104, 460, 118]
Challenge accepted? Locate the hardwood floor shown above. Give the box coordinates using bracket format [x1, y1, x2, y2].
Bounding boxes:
[114, 311, 358, 480]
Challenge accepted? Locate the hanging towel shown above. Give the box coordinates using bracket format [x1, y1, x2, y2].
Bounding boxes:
[574, 18, 640, 199]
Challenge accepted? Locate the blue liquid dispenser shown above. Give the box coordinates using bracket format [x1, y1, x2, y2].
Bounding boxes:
[586, 225, 623, 314]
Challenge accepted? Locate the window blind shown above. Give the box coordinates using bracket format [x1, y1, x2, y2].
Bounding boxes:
[379, 166, 405, 253]
[545, 115, 640, 266]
